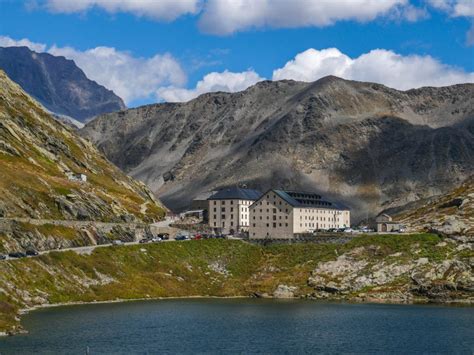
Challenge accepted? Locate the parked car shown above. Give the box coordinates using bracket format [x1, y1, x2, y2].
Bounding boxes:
[158, 233, 170, 240]
[0, 254, 6, 260]
[151, 237, 162, 242]
[26, 249, 39, 256]
[111, 240, 123, 246]
[175, 235, 189, 241]
[8, 252, 26, 258]
[192, 234, 202, 240]
[398, 227, 407, 233]
[343, 228, 354, 233]
[139, 238, 150, 244]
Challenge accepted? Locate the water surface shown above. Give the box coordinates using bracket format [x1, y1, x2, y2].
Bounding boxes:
[1, 299, 473, 354]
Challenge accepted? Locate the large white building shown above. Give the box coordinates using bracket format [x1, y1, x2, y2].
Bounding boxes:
[208, 187, 262, 235]
[249, 190, 350, 239]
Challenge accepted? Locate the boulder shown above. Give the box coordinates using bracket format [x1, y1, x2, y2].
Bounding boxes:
[273, 284, 297, 298]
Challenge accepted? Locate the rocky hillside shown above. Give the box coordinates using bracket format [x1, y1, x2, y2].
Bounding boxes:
[386, 176, 474, 236]
[81, 76, 474, 220]
[1, 234, 472, 335]
[0, 46, 126, 122]
[0, 69, 165, 224]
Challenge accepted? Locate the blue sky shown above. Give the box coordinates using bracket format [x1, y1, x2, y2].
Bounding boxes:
[0, 0, 473, 107]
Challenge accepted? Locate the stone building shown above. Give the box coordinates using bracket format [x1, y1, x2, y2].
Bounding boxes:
[375, 213, 404, 232]
[208, 187, 262, 235]
[249, 190, 351, 239]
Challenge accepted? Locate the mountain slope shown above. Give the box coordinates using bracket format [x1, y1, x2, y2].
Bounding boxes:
[0, 46, 126, 122]
[386, 176, 474, 236]
[0, 69, 164, 222]
[81, 76, 474, 219]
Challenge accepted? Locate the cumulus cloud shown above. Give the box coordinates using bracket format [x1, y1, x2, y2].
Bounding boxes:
[273, 48, 474, 90]
[0, 36, 47, 52]
[198, 0, 408, 35]
[44, 0, 200, 21]
[48, 46, 186, 104]
[157, 70, 264, 102]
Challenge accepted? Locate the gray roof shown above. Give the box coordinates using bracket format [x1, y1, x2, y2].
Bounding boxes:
[272, 190, 350, 211]
[208, 187, 262, 201]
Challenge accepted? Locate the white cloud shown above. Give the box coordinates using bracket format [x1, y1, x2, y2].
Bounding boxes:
[157, 70, 264, 102]
[0, 36, 47, 52]
[272, 48, 474, 90]
[44, 0, 201, 21]
[48, 45, 186, 104]
[427, 0, 474, 17]
[198, 0, 408, 35]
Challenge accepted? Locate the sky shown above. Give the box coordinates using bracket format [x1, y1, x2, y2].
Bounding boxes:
[0, 0, 473, 108]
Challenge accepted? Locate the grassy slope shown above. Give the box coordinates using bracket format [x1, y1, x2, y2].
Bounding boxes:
[0, 70, 165, 222]
[2, 233, 469, 334]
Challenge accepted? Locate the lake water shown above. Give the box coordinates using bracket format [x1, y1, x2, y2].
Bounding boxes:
[0, 299, 473, 354]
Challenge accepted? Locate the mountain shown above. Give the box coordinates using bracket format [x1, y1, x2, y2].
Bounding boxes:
[0, 69, 164, 222]
[0, 46, 126, 122]
[80, 76, 474, 220]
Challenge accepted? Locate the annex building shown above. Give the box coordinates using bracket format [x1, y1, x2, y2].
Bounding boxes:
[249, 190, 350, 239]
[208, 187, 262, 235]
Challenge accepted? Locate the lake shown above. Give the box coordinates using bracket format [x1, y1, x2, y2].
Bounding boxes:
[0, 299, 473, 354]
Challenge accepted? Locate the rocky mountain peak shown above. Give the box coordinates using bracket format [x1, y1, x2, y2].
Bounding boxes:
[0, 46, 126, 122]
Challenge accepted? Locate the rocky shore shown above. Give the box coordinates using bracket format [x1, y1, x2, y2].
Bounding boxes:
[0, 234, 472, 336]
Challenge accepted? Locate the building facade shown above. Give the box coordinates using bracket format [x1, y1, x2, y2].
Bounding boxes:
[249, 190, 350, 239]
[208, 187, 262, 235]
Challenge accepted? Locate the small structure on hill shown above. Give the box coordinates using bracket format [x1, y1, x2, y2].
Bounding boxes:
[375, 213, 404, 232]
[66, 172, 87, 183]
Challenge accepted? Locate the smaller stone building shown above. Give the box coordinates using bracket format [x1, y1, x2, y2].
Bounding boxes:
[375, 213, 404, 232]
[208, 187, 262, 235]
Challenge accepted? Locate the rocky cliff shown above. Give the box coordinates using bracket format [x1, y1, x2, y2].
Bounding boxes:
[0, 70, 165, 225]
[0, 46, 126, 122]
[81, 76, 474, 220]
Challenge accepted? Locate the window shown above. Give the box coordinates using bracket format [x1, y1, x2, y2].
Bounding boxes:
[259, 216, 262, 220]
[213, 215, 216, 219]
[279, 223, 281, 227]
[221, 207, 226, 212]
[213, 201, 216, 205]
[214, 222, 216, 226]
[231, 215, 234, 219]
[230, 207, 234, 212]
[273, 215, 276, 221]
[222, 201, 225, 205]
[266, 223, 269, 227]
[231, 221, 233, 226]
[221, 214, 225, 219]
[213, 208, 216, 212]
[253, 216, 255, 220]
[285, 223, 288, 227]
[230, 200, 233, 205]
[273, 208, 276, 213]
[273, 223, 276, 228]
[253, 223, 256, 227]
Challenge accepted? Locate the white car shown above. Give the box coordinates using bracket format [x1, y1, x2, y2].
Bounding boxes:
[343, 228, 354, 233]
[151, 237, 162, 242]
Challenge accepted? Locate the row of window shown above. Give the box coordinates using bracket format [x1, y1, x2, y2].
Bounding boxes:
[252, 222, 289, 228]
[212, 200, 253, 205]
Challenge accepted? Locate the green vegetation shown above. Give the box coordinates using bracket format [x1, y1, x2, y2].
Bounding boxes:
[1, 233, 469, 335]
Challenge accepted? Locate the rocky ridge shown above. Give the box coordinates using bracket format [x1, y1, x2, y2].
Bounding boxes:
[0, 46, 126, 122]
[81, 76, 474, 219]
